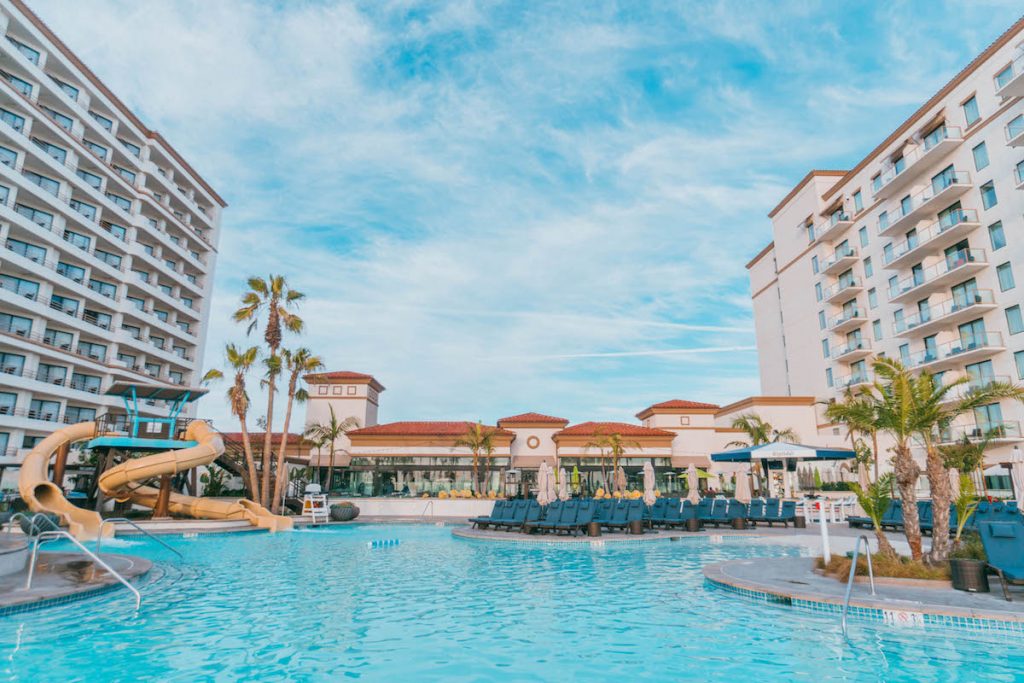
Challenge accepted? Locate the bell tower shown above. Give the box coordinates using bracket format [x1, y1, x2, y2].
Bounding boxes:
[302, 372, 384, 455]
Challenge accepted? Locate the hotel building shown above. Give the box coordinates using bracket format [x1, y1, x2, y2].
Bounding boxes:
[750, 18, 1024, 470]
[299, 371, 844, 497]
[0, 0, 225, 483]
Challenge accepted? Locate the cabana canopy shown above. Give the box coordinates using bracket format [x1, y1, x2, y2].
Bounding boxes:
[711, 441, 855, 463]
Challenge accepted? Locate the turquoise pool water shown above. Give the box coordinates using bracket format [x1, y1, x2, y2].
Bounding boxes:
[2, 525, 1023, 681]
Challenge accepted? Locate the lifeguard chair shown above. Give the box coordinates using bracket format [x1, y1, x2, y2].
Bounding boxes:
[302, 483, 330, 524]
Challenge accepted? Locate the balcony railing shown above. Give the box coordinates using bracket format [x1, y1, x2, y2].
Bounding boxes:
[821, 244, 857, 274]
[814, 211, 854, 242]
[894, 290, 995, 335]
[828, 308, 866, 331]
[882, 208, 979, 268]
[835, 372, 873, 392]
[995, 51, 1024, 98]
[877, 171, 972, 236]
[940, 374, 1012, 404]
[905, 331, 1004, 370]
[939, 421, 1022, 444]
[822, 277, 862, 302]
[830, 339, 871, 361]
[887, 248, 986, 302]
[1007, 114, 1024, 146]
[871, 128, 964, 198]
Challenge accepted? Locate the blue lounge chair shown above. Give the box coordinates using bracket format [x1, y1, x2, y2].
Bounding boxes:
[492, 500, 527, 530]
[746, 498, 767, 526]
[528, 501, 564, 533]
[551, 499, 595, 535]
[764, 500, 797, 527]
[645, 498, 668, 527]
[696, 498, 713, 525]
[654, 498, 682, 527]
[726, 499, 748, 526]
[592, 499, 614, 527]
[918, 501, 934, 534]
[604, 500, 631, 530]
[880, 500, 903, 530]
[537, 499, 580, 533]
[978, 521, 1024, 601]
[469, 500, 509, 528]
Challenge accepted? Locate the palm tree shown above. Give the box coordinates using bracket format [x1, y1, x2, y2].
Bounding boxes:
[726, 413, 797, 496]
[202, 344, 261, 502]
[850, 474, 898, 560]
[825, 390, 882, 481]
[233, 275, 305, 507]
[452, 421, 497, 495]
[897, 363, 1024, 564]
[584, 432, 641, 493]
[270, 347, 323, 512]
[308, 405, 360, 493]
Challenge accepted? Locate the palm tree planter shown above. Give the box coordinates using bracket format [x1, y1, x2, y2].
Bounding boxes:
[949, 558, 989, 593]
[329, 502, 360, 522]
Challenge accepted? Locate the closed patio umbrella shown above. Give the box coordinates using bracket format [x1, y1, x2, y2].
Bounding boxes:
[614, 466, 627, 494]
[686, 464, 700, 504]
[571, 465, 580, 494]
[1011, 446, 1024, 510]
[545, 462, 558, 504]
[642, 461, 656, 506]
[536, 462, 552, 506]
[733, 465, 752, 503]
[558, 467, 570, 501]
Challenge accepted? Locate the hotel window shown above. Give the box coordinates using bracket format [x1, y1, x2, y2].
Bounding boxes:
[89, 111, 114, 131]
[126, 295, 145, 311]
[24, 171, 59, 196]
[898, 343, 910, 365]
[159, 284, 173, 296]
[145, 362, 161, 377]
[29, 399, 60, 422]
[853, 190, 863, 213]
[821, 339, 829, 359]
[1016, 351, 1024, 380]
[858, 226, 868, 247]
[77, 341, 106, 362]
[998, 263, 1015, 291]
[980, 181, 998, 210]
[814, 283, 822, 302]
[106, 223, 128, 241]
[143, 244, 155, 257]
[32, 138, 67, 164]
[70, 199, 97, 221]
[16, 204, 53, 228]
[0, 392, 15, 415]
[878, 211, 889, 231]
[0, 274, 38, 299]
[7, 238, 46, 263]
[811, 255, 819, 274]
[154, 309, 169, 323]
[868, 288, 878, 309]
[84, 140, 108, 161]
[1007, 306, 1024, 335]
[64, 406, 96, 424]
[0, 108, 24, 132]
[151, 336, 165, 349]
[989, 221, 1006, 251]
[177, 321, 191, 333]
[89, 279, 117, 299]
[893, 309, 904, 332]
[962, 95, 980, 126]
[119, 139, 142, 158]
[997, 64, 1015, 90]
[0, 313, 31, 336]
[43, 328, 72, 349]
[872, 320, 882, 341]
[806, 223, 814, 244]
[76, 169, 103, 189]
[0, 352, 25, 376]
[132, 269, 150, 284]
[173, 345, 187, 358]
[972, 142, 989, 171]
[122, 324, 141, 339]
[318, 386, 328, 395]
[41, 106, 73, 131]
[51, 77, 79, 102]
[825, 368, 833, 388]
[818, 311, 826, 330]
[115, 166, 136, 184]
[0, 432, 7, 454]
[117, 352, 137, 368]
[56, 262, 85, 283]
[0, 145, 16, 168]
[106, 192, 132, 212]
[7, 36, 40, 64]
[50, 294, 79, 315]
[63, 229, 91, 251]
[887, 275, 898, 297]
[181, 297, 193, 309]
[169, 370, 183, 385]
[95, 249, 121, 269]
[863, 256, 873, 278]
[4, 72, 32, 96]
[164, 259, 177, 272]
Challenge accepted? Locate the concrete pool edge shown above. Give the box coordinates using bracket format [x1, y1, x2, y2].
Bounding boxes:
[451, 526, 767, 545]
[0, 551, 151, 616]
[704, 557, 1024, 634]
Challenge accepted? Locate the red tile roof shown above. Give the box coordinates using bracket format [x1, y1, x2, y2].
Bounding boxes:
[497, 412, 569, 425]
[219, 432, 311, 444]
[647, 399, 720, 410]
[303, 371, 385, 391]
[555, 421, 675, 438]
[348, 421, 513, 437]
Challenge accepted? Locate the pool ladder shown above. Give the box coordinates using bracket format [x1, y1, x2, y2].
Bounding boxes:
[840, 535, 876, 638]
[25, 529, 141, 610]
[96, 518, 182, 557]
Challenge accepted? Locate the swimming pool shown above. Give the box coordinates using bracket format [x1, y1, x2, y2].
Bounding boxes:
[2, 525, 1023, 681]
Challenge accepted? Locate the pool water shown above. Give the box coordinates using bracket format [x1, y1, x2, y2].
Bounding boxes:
[2, 525, 1023, 681]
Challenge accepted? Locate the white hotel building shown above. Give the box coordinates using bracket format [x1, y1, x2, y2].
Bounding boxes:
[0, 0, 224, 479]
[750, 18, 1024, 471]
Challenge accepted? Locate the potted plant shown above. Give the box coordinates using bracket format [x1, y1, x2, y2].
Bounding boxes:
[948, 473, 988, 592]
[329, 501, 360, 522]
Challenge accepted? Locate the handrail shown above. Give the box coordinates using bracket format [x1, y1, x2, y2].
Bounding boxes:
[7, 512, 61, 535]
[420, 500, 434, 519]
[96, 517, 182, 557]
[25, 530, 141, 610]
[840, 534, 876, 637]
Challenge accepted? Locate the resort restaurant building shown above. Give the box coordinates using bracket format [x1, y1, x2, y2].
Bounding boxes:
[299, 371, 848, 497]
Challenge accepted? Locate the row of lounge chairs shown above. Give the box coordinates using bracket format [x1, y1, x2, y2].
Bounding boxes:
[469, 497, 801, 535]
[848, 500, 1021, 535]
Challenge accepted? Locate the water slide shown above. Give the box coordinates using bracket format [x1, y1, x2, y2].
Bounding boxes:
[19, 420, 292, 540]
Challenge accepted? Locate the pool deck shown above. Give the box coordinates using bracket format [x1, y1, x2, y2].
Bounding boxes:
[0, 551, 151, 614]
[705, 556, 1024, 625]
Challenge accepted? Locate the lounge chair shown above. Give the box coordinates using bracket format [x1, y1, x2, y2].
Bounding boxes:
[603, 499, 630, 531]
[746, 498, 767, 526]
[652, 498, 681, 527]
[679, 500, 697, 528]
[469, 500, 510, 529]
[491, 500, 526, 530]
[726, 499, 748, 526]
[551, 499, 595, 535]
[702, 499, 731, 528]
[764, 500, 797, 527]
[880, 500, 903, 530]
[536, 500, 580, 533]
[528, 501, 564, 533]
[978, 521, 1024, 601]
[918, 501, 934, 534]
[695, 498, 713, 525]
[606, 499, 644, 531]
[592, 499, 614, 527]
[645, 498, 668, 527]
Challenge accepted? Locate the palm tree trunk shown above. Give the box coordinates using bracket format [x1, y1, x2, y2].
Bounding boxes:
[270, 389, 297, 513]
[261, 373, 277, 508]
[924, 442, 953, 564]
[325, 448, 335, 495]
[239, 419, 260, 503]
[871, 431, 880, 482]
[472, 450, 479, 495]
[893, 443, 923, 562]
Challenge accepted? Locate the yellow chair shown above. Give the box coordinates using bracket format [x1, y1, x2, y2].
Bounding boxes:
[439, 490, 449, 499]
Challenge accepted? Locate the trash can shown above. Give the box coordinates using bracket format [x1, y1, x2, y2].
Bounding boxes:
[731, 518, 746, 530]
[793, 516, 807, 529]
[628, 519, 644, 535]
[588, 521, 601, 537]
[685, 518, 701, 533]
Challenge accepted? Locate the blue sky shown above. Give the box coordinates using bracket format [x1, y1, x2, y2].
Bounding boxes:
[31, 0, 1024, 427]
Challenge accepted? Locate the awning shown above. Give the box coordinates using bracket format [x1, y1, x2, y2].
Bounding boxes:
[710, 441, 855, 462]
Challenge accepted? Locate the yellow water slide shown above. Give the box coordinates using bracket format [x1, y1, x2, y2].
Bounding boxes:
[19, 420, 292, 540]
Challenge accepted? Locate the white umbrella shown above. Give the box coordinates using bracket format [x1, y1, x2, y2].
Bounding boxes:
[734, 465, 752, 503]
[558, 467, 570, 501]
[1011, 446, 1024, 510]
[614, 466, 627, 494]
[545, 462, 558, 504]
[642, 461, 656, 506]
[686, 464, 700, 504]
[536, 462, 551, 506]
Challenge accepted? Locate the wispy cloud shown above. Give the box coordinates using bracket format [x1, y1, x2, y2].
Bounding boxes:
[26, 0, 1024, 425]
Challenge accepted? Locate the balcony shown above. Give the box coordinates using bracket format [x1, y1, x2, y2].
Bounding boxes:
[907, 331, 1004, 373]
[822, 277, 862, 304]
[828, 307, 867, 334]
[887, 248, 987, 304]
[834, 371, 873, 394]
[814, 211, 854, 242]
[894, 290, 997, 338]
[939, 374, 1012, 405]
[939, 421, 1023, 445]
[995, 52, 1024, 99]
[821, 245, 858, 275]
[1007, 115, 1024, 147]
[830, 339, 872, 363]
[883, 209, 980, 270]
[871, 127, 965, 200]
[1016, 162, 1024, 191]
[877, 170, 972, 237]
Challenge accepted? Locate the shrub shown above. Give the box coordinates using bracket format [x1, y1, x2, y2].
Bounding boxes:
[816, 553, 951, 581]
[950, 531, 986, 561]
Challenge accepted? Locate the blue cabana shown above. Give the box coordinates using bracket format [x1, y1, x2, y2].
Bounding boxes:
[710, 442, 856, 463]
